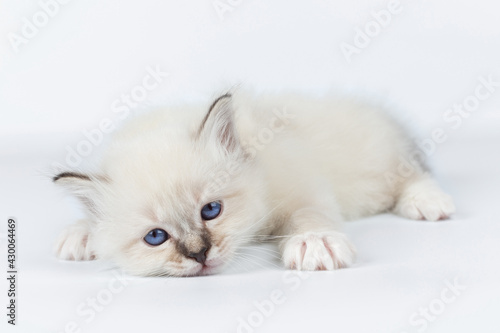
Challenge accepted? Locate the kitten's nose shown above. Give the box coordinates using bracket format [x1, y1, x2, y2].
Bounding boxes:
[188, 247, 209, 265]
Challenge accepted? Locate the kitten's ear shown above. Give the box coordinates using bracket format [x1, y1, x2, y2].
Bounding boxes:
[53, 172, 107, 218]
[197, 93, 239, 153]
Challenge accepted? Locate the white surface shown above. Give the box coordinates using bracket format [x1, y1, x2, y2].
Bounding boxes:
[1, 1, 500, 332]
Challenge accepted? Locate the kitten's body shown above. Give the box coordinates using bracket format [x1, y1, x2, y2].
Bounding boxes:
[54, 91, 455, 276]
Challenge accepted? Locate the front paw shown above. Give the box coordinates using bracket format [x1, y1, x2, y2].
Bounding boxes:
[282, 231, 355, 270]
[54, 221, 96, 261]
[395, 190, 455, 222]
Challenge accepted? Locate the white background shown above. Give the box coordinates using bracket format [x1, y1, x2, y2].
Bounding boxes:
[1, 0, 499, 332]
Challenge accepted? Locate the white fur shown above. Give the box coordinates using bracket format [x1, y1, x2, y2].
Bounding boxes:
[54, 219, 95, 261]
[54, 91, 455, 276]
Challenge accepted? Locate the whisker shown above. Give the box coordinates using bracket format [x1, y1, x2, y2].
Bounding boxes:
[238, 246, 282, 257]
[234, 252, 283, 270]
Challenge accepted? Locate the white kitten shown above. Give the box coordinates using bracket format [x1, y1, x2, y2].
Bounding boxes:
[53, 91, 455, 276]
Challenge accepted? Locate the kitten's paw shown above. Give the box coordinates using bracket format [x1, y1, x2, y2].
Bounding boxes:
[395, 187, 456, 222]
[282, 231, 355, 271]
[54, 221, 96, 261]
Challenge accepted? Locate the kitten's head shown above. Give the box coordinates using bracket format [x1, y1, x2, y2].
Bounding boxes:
[54, 94, 267, 276]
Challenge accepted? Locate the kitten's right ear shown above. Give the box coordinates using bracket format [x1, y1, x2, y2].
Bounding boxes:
[197, 93, 239, 154]
[53, 172, 107, 218]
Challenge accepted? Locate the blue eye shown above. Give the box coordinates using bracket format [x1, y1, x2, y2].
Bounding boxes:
[201, 201, 222, 221]
[144, 228, 169, 246]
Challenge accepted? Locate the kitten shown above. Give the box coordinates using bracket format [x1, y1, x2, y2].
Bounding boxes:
[53, 91, 455, 276]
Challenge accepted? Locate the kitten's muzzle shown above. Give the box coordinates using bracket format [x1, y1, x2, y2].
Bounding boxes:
[188, 246, 209, 265]
[177, 232, 212, 265]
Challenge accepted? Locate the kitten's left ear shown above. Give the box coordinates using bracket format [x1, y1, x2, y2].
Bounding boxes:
[197, 93, 239, 153]
[53, 172, 107, 218]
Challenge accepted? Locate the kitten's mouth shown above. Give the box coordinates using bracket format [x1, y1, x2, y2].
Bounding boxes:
[200, 265, 214, 275]
[183, 258, 225, 276]
[197, 259, 224, 276]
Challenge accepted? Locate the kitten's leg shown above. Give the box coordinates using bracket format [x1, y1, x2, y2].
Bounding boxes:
[393, 173, 455, 221]
[54, 219, 96, 261]
[277, 192, 356, 271]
